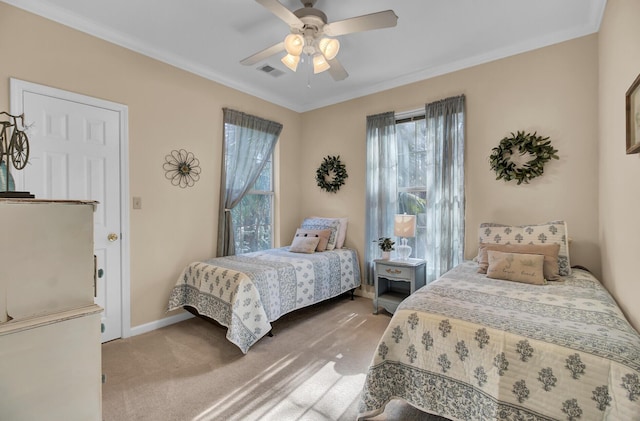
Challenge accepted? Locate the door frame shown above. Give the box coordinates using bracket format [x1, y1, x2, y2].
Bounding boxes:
[10, 77, 131, 339]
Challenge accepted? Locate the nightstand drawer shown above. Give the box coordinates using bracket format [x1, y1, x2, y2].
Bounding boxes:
[377, 263, 412, 281]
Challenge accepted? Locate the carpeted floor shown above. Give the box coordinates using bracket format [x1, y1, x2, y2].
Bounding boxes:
[102, 295, 449, 421]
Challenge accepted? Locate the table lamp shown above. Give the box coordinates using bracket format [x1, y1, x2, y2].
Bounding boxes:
[394, 213, 416, 260]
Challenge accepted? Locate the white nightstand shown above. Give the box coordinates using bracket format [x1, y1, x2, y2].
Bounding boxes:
[373, 258, 426, 314]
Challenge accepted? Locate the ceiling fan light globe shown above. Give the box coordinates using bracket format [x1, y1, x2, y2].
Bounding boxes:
[281, 54, 300, 71]
[312, 54, 330, 74]
[318, 38, 339, 60]
[284, 33, 304, 56]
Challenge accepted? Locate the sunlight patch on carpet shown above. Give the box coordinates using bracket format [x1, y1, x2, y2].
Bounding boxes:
[254, 359, 365, 420]
[193, 356, 364, 421]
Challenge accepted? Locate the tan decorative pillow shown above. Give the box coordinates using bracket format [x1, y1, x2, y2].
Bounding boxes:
[294, 228, 332, 252]
[289, 236, 320, 254]
[486, 250, 546, 285]
[477, 242, 560, 280]
[478, 221, 571, 276]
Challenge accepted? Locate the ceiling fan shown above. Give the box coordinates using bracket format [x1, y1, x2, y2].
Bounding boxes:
[241, 0, 398, 81]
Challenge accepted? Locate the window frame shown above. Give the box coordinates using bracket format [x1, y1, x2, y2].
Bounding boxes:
[395, 111, 427, 259]
[231, 154, 275, 253]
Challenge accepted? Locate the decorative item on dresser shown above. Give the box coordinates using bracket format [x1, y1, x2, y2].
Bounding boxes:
[373, 258, 426, 315]
[0, 161, 14, 193]
[0, 111, 34, 198]
[0, 199, 103, 420]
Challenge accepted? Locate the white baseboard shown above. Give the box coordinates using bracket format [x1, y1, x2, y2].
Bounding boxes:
[129, 311, 194, 337]
[127, 290, 371, 338]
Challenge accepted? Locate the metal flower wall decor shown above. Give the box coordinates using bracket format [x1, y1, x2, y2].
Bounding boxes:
[163, 149, 201, 188]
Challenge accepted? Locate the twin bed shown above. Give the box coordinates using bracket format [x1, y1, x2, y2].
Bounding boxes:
[358, 221, 640, 420]
[168, 217, 360, 354]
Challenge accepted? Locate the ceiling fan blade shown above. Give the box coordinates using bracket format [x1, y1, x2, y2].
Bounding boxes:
[240, 42, 285, 65]
[327, 57, 348, 81]
[323, 10, 398, 36]
[256, 0, 304, 28]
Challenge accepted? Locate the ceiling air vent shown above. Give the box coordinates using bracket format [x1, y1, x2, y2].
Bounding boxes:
[257, 64, 285, 78]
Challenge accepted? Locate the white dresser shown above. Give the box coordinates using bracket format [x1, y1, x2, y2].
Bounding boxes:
[0, 199, 102, 421]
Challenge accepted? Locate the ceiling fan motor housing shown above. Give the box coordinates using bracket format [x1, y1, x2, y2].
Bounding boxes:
[294, 7, 328, 27]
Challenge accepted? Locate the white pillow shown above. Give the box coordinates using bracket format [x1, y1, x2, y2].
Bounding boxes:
[301, 217, 341, 250]
[311, 216, 348, 248]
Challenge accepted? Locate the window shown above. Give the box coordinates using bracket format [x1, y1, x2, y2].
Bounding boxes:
[365, 95, 465, 284]
[396, 115, 427, 259]
[219, 108, 281, 257]
[231, 155, 274, 253]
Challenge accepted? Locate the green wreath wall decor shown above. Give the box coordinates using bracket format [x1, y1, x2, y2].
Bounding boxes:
[489, 131, 559, 185]
[316, 155, 348, 193]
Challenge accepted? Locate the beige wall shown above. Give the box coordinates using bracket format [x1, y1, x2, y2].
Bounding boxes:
[4, 2, 625, 332]
[0, 3, 302, 328]
[598, 0, 640, 329]
[301, 35, 600, 300]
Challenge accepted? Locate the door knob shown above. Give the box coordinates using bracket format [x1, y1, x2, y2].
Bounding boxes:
[108, 233, 119, 242]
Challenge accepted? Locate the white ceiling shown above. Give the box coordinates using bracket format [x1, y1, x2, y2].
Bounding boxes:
[4, 0, 606, 112]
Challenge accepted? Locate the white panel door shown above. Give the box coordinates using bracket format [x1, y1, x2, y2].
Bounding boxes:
[14, 88, 124, 343]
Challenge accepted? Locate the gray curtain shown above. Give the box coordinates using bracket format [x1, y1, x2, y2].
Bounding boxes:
[217, 108, 282, 257]
[364, 111, 397, 285]
[425, 95, 466, 282]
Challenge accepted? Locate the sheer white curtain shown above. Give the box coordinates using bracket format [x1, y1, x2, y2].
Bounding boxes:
[217, 108, 282, 257]
[364, 97, 465, 285]
[425, 95, 466, 282]
[364, 112, 397, 285]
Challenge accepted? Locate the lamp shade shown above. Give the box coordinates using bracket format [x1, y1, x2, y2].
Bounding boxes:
[312, 54, 330, 73]
[284, 33, 304, 56]
[318, 37, 340, 60]
[281, 54, 300, 71]
[394, 214, 416, 238]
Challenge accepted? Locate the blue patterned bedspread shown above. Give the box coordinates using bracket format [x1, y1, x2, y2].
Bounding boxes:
[358, 261, 640, 420]
[168, 247, 360, 353]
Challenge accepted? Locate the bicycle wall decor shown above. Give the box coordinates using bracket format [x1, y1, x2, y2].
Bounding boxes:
[0, 111, 34, 198]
